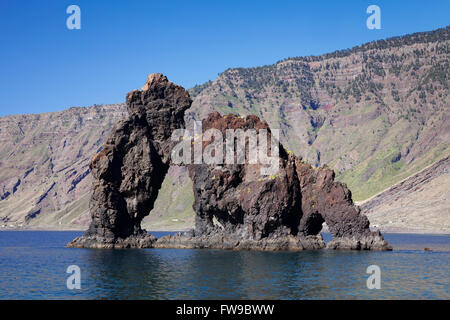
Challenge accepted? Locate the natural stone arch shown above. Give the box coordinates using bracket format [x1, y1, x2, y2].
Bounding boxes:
[155, 113, 391, 251]
[295, 159, 387, 249]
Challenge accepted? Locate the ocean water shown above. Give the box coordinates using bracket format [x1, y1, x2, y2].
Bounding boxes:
[0, 231, 448, 300]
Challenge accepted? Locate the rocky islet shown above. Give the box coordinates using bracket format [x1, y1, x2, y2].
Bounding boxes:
[68, 74, 391, 251]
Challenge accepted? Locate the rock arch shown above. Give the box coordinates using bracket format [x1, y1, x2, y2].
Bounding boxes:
[68, 75, 391, 250]
[155, 113, 391, 250]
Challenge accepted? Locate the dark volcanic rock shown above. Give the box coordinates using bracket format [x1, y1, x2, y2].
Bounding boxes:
[67, 78, 389, 250]
[156, 113, 391, 251]
[67, 74, 192, 248]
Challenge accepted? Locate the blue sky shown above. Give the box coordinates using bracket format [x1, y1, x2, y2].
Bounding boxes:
[0, 0, 448, 116]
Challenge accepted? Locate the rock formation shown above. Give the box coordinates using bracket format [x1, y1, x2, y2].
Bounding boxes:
[155, 113, 391, 250]
[67, 74, 192, 248]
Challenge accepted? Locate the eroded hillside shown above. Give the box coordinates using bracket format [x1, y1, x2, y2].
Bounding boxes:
[359, 155, 450, 233]
[0, 104, 127, 229]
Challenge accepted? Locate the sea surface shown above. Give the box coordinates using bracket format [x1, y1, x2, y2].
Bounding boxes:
[0, 231, 448, 299]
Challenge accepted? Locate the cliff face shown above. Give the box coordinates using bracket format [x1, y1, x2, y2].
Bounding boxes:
[0, 27, 449, 232]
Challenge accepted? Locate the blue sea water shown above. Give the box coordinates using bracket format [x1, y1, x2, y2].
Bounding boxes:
[0, 231, 448, 299]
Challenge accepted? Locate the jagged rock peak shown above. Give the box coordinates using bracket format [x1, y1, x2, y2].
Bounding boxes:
[141, 73, 168, 91]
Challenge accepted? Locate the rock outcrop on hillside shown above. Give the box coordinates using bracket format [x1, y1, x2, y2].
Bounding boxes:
[155, 113, 391, 250]
[67, 74, 192, 248]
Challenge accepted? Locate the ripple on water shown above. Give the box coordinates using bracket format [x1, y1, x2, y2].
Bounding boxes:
[0, 231, 448, 299]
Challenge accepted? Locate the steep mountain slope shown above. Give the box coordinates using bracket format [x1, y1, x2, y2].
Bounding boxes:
[0, 27, 449, 231]
[359, 155, 450, 233]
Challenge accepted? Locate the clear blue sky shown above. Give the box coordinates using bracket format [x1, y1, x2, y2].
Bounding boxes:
[0, 0, 448, 116]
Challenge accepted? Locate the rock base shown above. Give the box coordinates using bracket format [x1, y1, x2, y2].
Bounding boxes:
[153, 232, 326, 251]
[67, 232, 157, 249]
